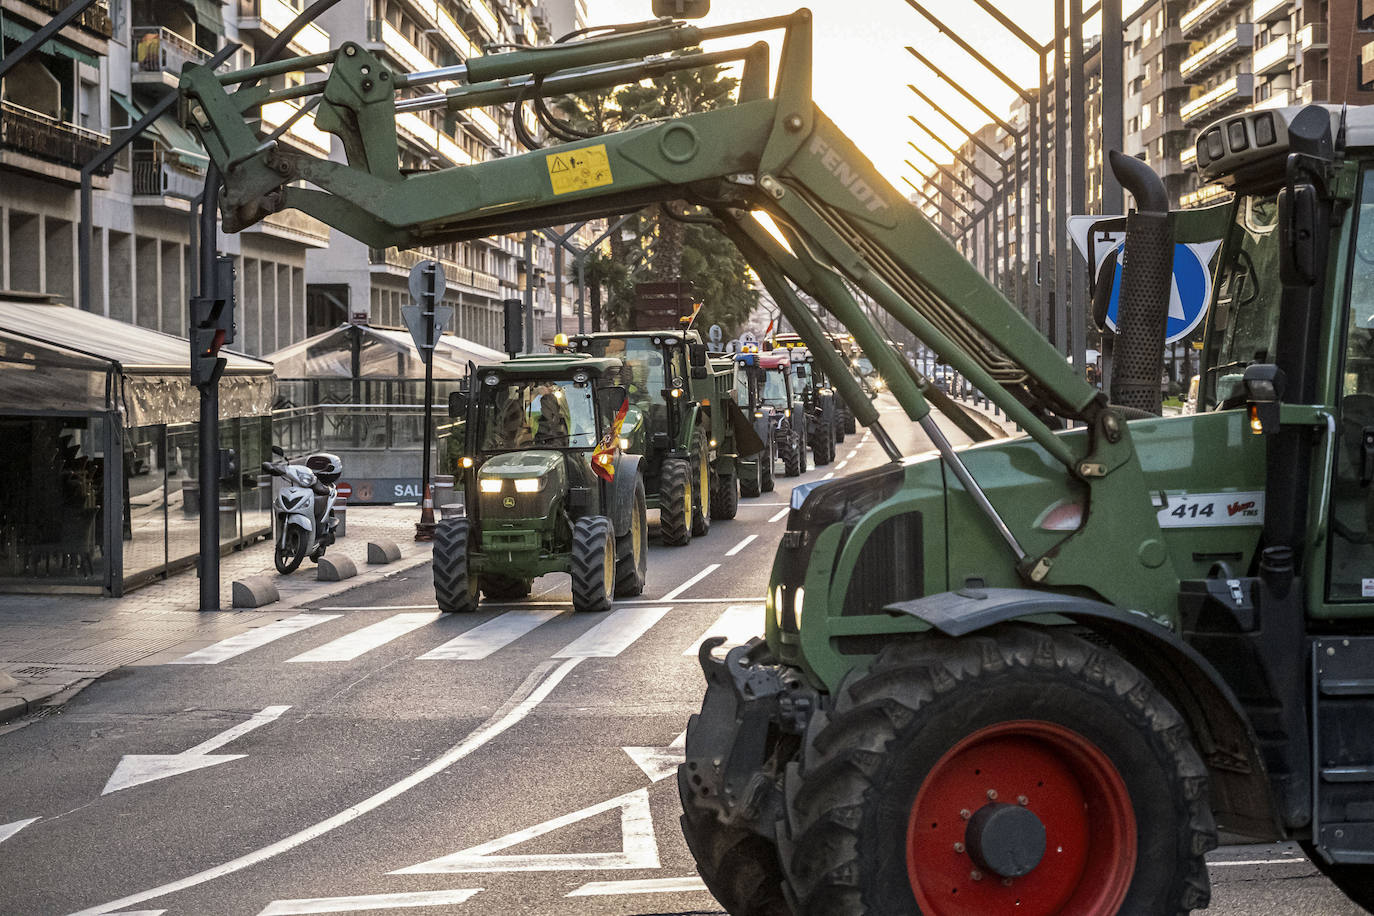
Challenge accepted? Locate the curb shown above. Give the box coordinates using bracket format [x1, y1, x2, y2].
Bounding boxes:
[0, 682, 69, 727]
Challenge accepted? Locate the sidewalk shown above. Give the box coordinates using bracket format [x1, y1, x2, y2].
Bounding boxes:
[0, 505, 434, 726]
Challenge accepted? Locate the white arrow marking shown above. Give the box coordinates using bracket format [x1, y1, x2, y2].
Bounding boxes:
[566, 877, 709, 897]
[0, 817, 39, 845]
[107, 911, 167, 915]
[392, 787, 659, 874]
[257, 888, 482, 914]
[684, 605, 762, 657]
[101, 706, 290, 795]
[622, 730, 686, 783]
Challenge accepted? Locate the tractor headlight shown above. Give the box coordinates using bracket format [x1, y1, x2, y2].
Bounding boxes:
[513, 478, 542, 493]
[479, 478, 503, 494]
[619, 437, 630, 450]
[773, 584, 784, 628]
[793, 586, 804, 628]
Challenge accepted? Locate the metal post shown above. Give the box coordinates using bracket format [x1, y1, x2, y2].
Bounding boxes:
[417, 261, 437, 539]
[554, 243, 564, 334]
[523, 231, 535, 352]
[1053, 0, 1068, 355]
[1101, 0, 1125, 215]
[577, 256, 586, 333]
[1069, 0, 1088, 377]
[197, 167, 221, 613]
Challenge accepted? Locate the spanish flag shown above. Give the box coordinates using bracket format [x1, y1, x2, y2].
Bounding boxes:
[592, 397, 629, 482]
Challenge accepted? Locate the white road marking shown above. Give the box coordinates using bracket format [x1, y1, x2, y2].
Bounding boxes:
[724, 534, 757, 557]
[393, 788, 658, 874]
[168, 615, 339, 665]
[846, 450, 857, 459]
[821, 472, 835, 480]
[835, 460, 848, 470]
[101, 706, 291, 795]
[567, 877, 709, 897]
[288, 613, 441, 663]
[767, 507, 789, 523]
[418, 610, 564, 661]
[257, 889, 483, 914]
[0, 817, 38, 845]
[1209, 858, 1311, 867]
[622, 730, 686, 782]
[71, 658, 583, 916]
[618, 597, 765, 606]
[555, 606, 671, 658]
[684, 605, 764, 657]
[661, 564, 720, 602]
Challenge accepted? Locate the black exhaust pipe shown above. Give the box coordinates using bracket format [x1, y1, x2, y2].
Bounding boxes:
[1107, 150, 1173, 416]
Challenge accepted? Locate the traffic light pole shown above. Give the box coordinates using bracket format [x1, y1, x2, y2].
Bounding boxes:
[416, 261, 439, 540]
[196, 167, 223, 612]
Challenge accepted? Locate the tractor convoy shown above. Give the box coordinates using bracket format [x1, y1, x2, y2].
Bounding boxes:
[180, 1, 1374, 912]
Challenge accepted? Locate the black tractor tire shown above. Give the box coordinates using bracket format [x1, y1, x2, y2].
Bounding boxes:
[482, 574, 531, 601]
[778, 624, 1216, 916]
[810, 424, 834, 466]
[711, 468, 740, 519]
[615, 477, 648, 598]
[570, 515, 615, 613]
[781, 426, 804, 478]
[659, 457, 693, 546]
[1302, 843, 1374, 912]
[842, 408, 856, 436]
[274, 524, 308, 574]
[692, 431, 712, 538]
[432, 517, 479, 613]
[761, 440, 776, 493]
[678, 765, 790, 916]
[740, 463, 762, 498]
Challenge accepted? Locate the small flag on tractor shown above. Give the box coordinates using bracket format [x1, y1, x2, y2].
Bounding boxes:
[592, 397, 629, 482]
[763, 318, 775, 338]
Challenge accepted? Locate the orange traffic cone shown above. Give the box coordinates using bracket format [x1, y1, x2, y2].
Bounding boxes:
[415, 483, 437, 541]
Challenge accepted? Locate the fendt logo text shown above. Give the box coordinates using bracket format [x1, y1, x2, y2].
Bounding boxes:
[808, 137, 890, 214]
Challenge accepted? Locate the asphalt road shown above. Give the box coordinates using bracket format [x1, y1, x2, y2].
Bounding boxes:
[0, 396, 1366, 915]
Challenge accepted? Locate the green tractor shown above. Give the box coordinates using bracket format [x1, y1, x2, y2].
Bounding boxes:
[432, 354, 647, 613]
[569, 329, 758, 545]
[733, 348, 806, 497]
[773, 340, 838, 466]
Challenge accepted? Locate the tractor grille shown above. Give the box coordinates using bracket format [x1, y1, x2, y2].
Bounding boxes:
[842, 511, 923, 616]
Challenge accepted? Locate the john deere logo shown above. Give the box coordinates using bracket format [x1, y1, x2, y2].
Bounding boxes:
[503, 496, 516, 508]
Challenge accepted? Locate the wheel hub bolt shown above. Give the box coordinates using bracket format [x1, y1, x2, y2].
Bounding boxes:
[953, 842, 965, 853]
[986, 789, 998, 800]
[960, 808, 972, 820]
[1002, 877, 1014, 887]
[970, 869, 983, 881]
[1017, 795, 1029, 806]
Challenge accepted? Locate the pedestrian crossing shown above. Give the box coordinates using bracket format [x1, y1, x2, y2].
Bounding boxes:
[164, 605, 765, 668]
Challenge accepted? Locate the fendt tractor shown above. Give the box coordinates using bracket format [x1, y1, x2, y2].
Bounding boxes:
[568, 321, 758, 544]
[432, 353, 647, 613]
[177, 0, 1374, 910]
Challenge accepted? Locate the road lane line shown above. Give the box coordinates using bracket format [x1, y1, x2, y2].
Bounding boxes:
[0, 817, 38, 845]
[767, 507, 789, 523]
[821, 472, 835, 480]
[288, 613, 442, 663]
[567, 877, 709, 897]
[418, 609, 564, 661]
[835, 460, 848, 470]
[846, 450, 857, 459]
[168, 614, 340, 665]
[724, 534, 757, 557]
[554, 606, 671, 658]
[684, 605, 764, 656]
[660, 564, 720, 601]
[1208, 858, 1311, 867]
[258, 888, 483, 914]
[69, 657, 583, 916]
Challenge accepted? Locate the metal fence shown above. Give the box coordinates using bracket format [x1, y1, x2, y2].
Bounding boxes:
[1, 101, 112, 175]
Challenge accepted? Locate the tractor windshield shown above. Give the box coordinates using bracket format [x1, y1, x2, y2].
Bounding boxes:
[763, 369, 789, 407]
[477, 379, 597, 450]
[578, 337, 666, 412]
[1202, 193, 1282, 409]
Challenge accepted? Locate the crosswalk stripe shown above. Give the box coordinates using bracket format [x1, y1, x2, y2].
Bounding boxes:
[418, 609, 564, 660]
[683, 605, 763, 656]
[288, 612, 443, 663]
[258, 888, 483, 914]
[555, 606, 671, 658]
[566, 877, 708, 897]
[168, 614, 340, 665]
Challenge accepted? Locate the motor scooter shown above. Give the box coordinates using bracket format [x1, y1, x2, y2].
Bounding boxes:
[261, 446, 343, 573]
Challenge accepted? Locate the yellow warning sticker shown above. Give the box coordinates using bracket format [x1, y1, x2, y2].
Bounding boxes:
[546, 144, 613, 195]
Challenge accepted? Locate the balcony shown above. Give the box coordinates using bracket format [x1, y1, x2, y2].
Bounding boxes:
[252, 208, 330, 247]
[0, 100, 110, 184]
[1253, 0, 1289, 23]
[23, 0, 111, 39]
[1298, 22, 1329, 52]
[1297, 79, 1329, 104]
[396, 0, 477, 58]
[366, 18, 434, 74]
[1180, 184, 1231, 208]
[132, 27, 211, 92]
[1142, 111, 1186, 144]
[1181, 23, 1254, 80]
[1180, 143, 1198, 169]
[1181, 73, 1254, 124]
[238, 0, 329, 58]
[1180, 0, 1246, 36]
[462, 0, 501, 42]
[370, 247, 500, 293]
[260, 100, 331, 156]
[1254, 86, 1294, 109]
[1364, 39, 1374, 87]
[131, 149, 204, 206]
[395, 112, 473, 165]
[1252, 32, 1292, 75]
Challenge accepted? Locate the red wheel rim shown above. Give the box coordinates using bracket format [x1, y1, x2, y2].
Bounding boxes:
[906, 720, 1136, 916]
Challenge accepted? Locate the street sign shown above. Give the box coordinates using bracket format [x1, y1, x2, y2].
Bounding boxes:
[408, 259, 447, 304]
[708, 324, 723, 346]
[401, 304, 454, 356]
[335, 482, 352, 501]
[1068, 215, 1222, 344]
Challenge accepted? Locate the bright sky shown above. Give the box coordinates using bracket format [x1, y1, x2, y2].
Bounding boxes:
[582, 1, 1140, 193]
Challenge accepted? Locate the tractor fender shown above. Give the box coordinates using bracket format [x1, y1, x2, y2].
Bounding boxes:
[609, 454, 644, 539]
[887, 587, 1284, 840]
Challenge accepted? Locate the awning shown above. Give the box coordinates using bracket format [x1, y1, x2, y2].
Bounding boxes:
[110, 91, 141, 124]
[189, 0, 225, 35]
[0, 17, 100, 67]
[112, 92, 209, 169]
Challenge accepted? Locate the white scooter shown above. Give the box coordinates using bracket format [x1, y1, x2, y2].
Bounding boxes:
[262, 446, 343, 574]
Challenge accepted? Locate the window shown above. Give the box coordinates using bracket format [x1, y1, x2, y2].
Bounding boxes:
[1203, 193, 1282, 408]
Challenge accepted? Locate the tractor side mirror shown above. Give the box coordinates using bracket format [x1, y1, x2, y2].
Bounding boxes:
[597, 385, 628, 429]
[1279, 182, 1319, 287]
[689, 341, 708, 379]
[448, 391, 469, 419]
[271, 445, 285, 458]
[652, 0, 708, 18]
[1091, 250, 1120, 333]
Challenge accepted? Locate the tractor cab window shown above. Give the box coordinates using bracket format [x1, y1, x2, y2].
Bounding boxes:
[478, 379, 597, 450]
[580, 338, 665, 411]
[1202, 193, 1282, 409]
[762, 368, 790, 407]
[735, 366, 754, 406]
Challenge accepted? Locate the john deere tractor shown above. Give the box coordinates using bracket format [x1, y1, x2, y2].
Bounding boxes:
[179, 2, 1374, 908]
[432, 354, 646, 613]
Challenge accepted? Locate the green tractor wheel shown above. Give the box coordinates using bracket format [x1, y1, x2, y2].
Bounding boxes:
[761, 440, 776, 493]
[691, 431, 712, 538]
[433, 517, 479, 614]
[711, 467, 739, 519]
[777, 625, 1215, 916]
[615, 477, 648, 598]
[482, 574, 531, 601]
[571, 515, 615, 612]
[659, 457, 693, 546]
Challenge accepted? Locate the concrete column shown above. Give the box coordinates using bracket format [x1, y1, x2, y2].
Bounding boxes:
[110, 231, 134, 324]
[9, 211, 41, 294]
[135, 235, 159, 329]
[161, 240, 180, 335]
